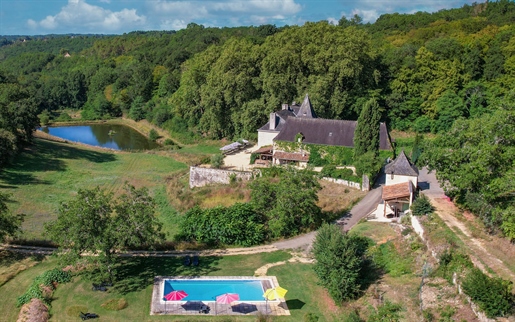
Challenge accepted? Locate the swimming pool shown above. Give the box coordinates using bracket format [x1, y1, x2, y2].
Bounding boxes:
[163, 279, 266, 301]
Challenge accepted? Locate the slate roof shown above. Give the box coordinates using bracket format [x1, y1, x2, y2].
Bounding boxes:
[384, 151, 419, 176]
[273, 118, 392, 150]
[296, 94, 317, 118]
[257, 108, 296, 132]
[382, 181, 413, 201]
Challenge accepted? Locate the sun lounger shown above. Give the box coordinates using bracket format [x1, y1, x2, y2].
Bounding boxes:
[192, 255, 199, 266]
[91, 283, 107, 292]
[199, 304, 210, 314]
[80, 312, 99, 320]
[183, 256, 191, 266]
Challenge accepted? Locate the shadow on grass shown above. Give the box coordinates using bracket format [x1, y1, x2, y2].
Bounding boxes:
[113, 256, 221, 294]
[285, 299, 305, 310]
[0, 139, 117, 187]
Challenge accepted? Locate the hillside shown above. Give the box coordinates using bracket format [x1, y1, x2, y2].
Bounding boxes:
[0, 0, 514, 238]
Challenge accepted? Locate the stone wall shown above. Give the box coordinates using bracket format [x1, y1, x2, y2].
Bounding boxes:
[411, 215, 425, 241]
[189, 166, 253, 188]
[321, 177, 361, 190]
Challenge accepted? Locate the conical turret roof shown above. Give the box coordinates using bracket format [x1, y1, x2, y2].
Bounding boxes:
[296, 94, 317, 118]
[385, 150, 419, 176]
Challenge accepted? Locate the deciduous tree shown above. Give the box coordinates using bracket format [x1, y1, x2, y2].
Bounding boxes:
[312, 223, 371, 303]
[45, 184, 164, 281]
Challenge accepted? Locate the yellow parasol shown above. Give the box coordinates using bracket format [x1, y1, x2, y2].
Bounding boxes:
[263, 286, 288, 300]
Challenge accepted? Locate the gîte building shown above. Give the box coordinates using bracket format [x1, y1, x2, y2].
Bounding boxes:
[256, 94, 391, 166]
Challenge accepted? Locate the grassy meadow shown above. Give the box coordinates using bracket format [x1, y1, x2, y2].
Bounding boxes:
[0, 139, 194, 240]
[0, 221, 429, 322]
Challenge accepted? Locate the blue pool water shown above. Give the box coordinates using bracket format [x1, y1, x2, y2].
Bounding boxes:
[163, 279, 266, 301]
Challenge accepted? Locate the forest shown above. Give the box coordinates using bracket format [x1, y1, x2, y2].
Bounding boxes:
[0, 0, 514, 238]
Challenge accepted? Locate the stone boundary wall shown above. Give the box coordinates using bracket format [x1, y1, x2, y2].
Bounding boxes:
[321, 177, 361, 190]
[411, 215, 425, 241]
[189, 166, 253, 188]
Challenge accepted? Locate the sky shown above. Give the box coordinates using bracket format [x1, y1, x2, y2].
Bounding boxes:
[0, 0, 481, 35]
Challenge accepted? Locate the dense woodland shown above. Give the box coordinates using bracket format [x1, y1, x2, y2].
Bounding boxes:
[1, 0, 515, 238]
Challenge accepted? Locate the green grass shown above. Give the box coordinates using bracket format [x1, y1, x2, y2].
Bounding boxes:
[0, 139, 187, 240]
[269, 262, 344, 322]
[45, 251, 296, 321]
[0, 256, 58, 322]
[350, 222, 397, 244]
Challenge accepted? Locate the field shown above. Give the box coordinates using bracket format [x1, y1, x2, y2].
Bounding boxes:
[0, 139, 195, 240]
[0, 218, 488, 321]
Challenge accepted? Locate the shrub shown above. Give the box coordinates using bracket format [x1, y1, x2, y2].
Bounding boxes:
[210, 153, 225, 169]
[39, 111, 50, 125]
[461, 268, 514, 318]
[17, 269, 71, 307]
[367, 301, 404, 322]
[312, 223, 372, 303]
[411, 194, 434, 216]
[56, 112, 72, 122]
[149, 129, 159, 142]
[435, 249, 472, 282]
[164, 138, 175, 146]
[342, 310, 363, 322]
[250, 153, 258, 164]
[229, 173, 237, 185]
[303, 312, 319, 322]
[180, 203, 266, 246]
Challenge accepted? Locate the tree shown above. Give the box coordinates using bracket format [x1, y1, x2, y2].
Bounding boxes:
[312, 223, 370, 303]
[0, 192, 23, 242]
[250, 167, 322, 238]
[45, 184, 164, 281]
[148, 129, 159, 142]
[422, 109, 515, 234]
[353, 98, 382, 159]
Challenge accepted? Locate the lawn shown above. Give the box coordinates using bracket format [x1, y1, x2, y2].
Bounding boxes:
[0, 251, 330, 322]
[0, 139, 187, 240]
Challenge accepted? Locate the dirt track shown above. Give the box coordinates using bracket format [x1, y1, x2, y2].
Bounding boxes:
[419, 168, 515, 282]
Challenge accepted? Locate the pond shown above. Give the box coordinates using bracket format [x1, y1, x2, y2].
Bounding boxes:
[40, 124, 159, 151]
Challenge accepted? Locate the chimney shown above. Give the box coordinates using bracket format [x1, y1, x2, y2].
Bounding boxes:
[269, 112, 277, 130]
[282, 104, 288, 110]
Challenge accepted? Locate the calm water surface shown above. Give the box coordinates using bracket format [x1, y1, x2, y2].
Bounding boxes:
[41, 124, 159, 151]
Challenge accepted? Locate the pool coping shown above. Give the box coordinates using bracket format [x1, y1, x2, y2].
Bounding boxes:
[150, 276, 290, 316]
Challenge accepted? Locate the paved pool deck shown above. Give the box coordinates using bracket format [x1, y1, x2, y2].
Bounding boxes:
[150, 276, 290, 316]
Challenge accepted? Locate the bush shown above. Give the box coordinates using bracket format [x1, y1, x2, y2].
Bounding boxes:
[312, 223, 372, 303]
[303, 312, 319, 322]
[56, 112, 72, 122]
[39, 111, 50, 125]
[435, 249, 472, 282]
[320, 165, 361, 183]
[367, 301, 404, 322]
[149, 129, 159, 142]
[164, 138, 175, 146]
[411, 194, 434, 216]
[461, 268, 514, 318]
[210, 153, 224, 169]
[16, 269, 71, 307]
[250, 153, 258, 164]
[342, 310, 363, 322]
[179, 203, 266, 246]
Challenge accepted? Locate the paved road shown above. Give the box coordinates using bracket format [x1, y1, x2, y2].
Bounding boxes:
[3, 177, 386, 257]
[418, 167, 445, 198]
[274, 185, 383, 253]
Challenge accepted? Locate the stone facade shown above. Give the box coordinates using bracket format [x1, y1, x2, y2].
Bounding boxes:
[189, 166, 253, 188]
